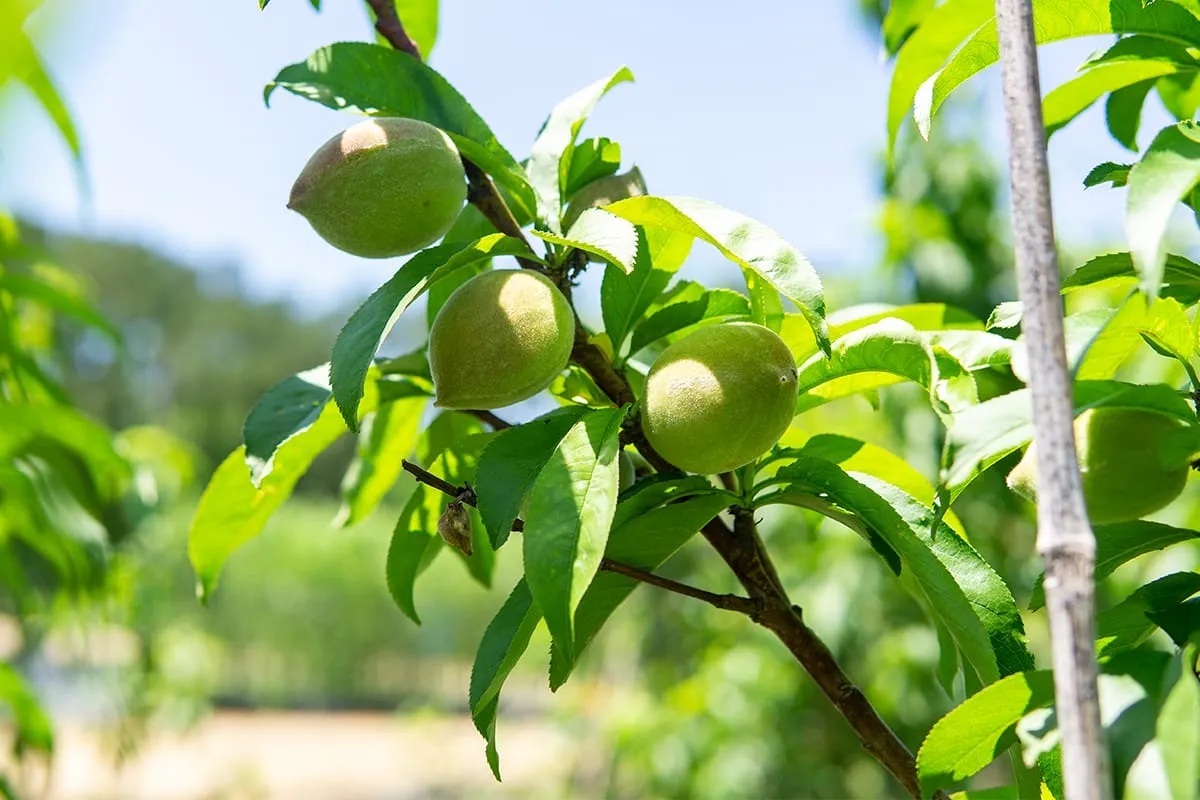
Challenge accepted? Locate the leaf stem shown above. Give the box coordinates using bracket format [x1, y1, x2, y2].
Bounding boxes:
[399, 458, 755, 612]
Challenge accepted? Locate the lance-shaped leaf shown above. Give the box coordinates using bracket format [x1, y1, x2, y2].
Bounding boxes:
[938, 380, 1195, 506]
[1095, 572, 1200, 657]
[526, 67, 634, 231]
[473, 405, 592, 549]
[549, 493, 729, 689]
[1158, 646, 1200, 800]
[1127, 122, 1200, 298]
[4, 25, 83, 182]
[523, 407, 624, 655]
[336, 395, 428, 527]
[243, 364, 333, 486]
[766, 458, 1007, 684]
[0, 273, 119, 342]
[1030, 521, 1200, 610]
[1107, 80, 1155, 152]
[793, 318, 975, 415]
[1061, 251, 1200, 302]
[1045, 59, 1193, 139]
[605, 196, 829, 353]
[468, 579, 541, 780]
[882, 0, 936, 56]
[913, 0, 1200, 142]
[330, 234, 532, 429]
[265, 42, 533, 214]
[628, 288, 750, 356]
[0, 663, 53, 756]
[564, 137, 622, 198]
[918, 670, 1057, 798]
[530, 208, 637, 272]
[600, 227, 692, 358]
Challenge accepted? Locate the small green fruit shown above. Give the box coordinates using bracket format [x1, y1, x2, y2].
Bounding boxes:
[429, 269, 575, 410]
[288, 117, 467, 258]
[1007, 407, 1192, 524]
[643, 322, 798, 474]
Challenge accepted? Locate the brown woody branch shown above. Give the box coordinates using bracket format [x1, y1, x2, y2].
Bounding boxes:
[465, 409, 512, 430]
[363, 0, 422, 60]
[399, 459, 754, 613]
[425, 36, 928, 798]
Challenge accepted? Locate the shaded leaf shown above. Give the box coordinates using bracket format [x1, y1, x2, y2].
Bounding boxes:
[0, 663, 52, 755]
[600, 226, 692, 358]
[564, 137, 622, 198]
[1095, 572, 1200, 657]
[628, 288, 750, 356]
[1107, 80, 1155, 151]
[1157, 645, 1200, 800]
[1084, 162, 1132, 189]
[243, 364, 332, 486]
[336, 395, 428, 527]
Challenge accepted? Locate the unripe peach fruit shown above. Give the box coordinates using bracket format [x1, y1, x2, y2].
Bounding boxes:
[429, 270, 575, 410]
[643, 322, 798, 474]
[288, 117, 466, 258]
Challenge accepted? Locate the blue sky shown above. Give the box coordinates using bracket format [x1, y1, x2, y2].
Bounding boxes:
[0, 0, 1188, 316]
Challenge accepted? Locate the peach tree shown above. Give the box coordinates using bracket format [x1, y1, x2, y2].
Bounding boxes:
[189, 1, 1200, 797]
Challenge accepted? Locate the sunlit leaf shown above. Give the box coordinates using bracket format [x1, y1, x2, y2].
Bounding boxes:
[1127, 121, 1200, 297]
[527, 67, 634, 231]
[530, 208, 637, 272]
[523, 407, 624, 655]
[606, 196, 829, 353]
[243, 364, 332, 486]
[601, 227, 692, 359]
[336, 395, 427, 527]
[1157, 646, 1200, 800]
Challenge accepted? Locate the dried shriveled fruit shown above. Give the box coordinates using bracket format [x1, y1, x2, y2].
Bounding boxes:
[288, 117, 467, 258]
[643, 322, 798, 474]
[429, 269, 575, 410]
[1007, 407, 1193, 524]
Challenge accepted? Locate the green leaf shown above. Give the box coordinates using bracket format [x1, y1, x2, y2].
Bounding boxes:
[627, 288, 750, 357]
[1158, 646, 1200, 800]
[330, 234, 532, 429]
[1127, 121, 1200, 298]
[1062, 251, 1200, 296]
[549, 493, 729, 689]
[189, 387, 359, 602]
[767, 459, 1004, 684]
[886, 0, 994, 158]
[882, 0, 936, 56]
[793, 318, 975, 415]
[264, 42, 533, 215]
[1045, 60, 1187, 139]
[336, 395, 427, 527]
[917, 670, 1057, 798]
[1029, 521, 1200, 610]
[4, 26, 83, 182]
[562, 167, 646, 231]
[610, 474, 720, 529]
[526, 67, 634, 232]
[914, 0, 1200, 143]
[0, 273, 119, 342]
[1095, 572, 1200, 657]
[600, 227, 692, 358]
[605, 196, 829, 353]
[564, 137, 622, 198]
[473, 405, 592, 549]
[523, 407, 624, 655]
[243, 364, 332, 486]
[1085, 161, 1133, 189]
[530, 208, 637, 272]
[938, 380, 1195, 505]
[1073, 294, 1192, 380]
[1107, 80, 1155, 151]
[371, 0, 439, 59]
[0, 663, 53, 755]
[468, 579, 541, 780]
[743, 266, 784, 332]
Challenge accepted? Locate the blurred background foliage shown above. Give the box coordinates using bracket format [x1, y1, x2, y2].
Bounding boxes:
[2, 2, 1198, 800]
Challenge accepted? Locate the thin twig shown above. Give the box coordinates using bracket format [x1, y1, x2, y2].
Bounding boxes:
[465, 409, 513, 430]
[363, 0, 422, 60]
[993, 2, 1108, 799]
[599, 558, 760, 614]
[400, 459, 756, 612]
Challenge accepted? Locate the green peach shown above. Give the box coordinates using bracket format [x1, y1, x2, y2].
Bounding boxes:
[1007, 407, 1192, 524]
[429, 269, 575, 410]
[643, 322, 798, 474]
[288, 117, 467, 258]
